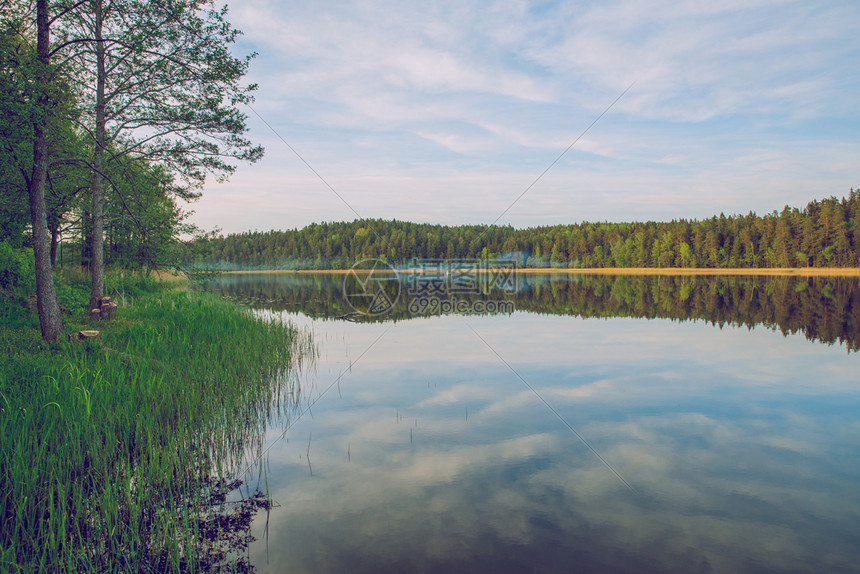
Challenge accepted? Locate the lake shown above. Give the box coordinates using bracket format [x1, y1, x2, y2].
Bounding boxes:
[208, 271, 860, 574]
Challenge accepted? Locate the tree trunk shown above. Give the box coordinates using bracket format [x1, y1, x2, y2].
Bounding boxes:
[89, 0, 106, 311]
[30, 0, 64, 342]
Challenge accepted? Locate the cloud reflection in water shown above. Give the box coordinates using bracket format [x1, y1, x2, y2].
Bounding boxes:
[216, 280, 860, 573]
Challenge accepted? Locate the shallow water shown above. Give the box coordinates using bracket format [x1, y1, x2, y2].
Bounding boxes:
[209, 273, 860, 574]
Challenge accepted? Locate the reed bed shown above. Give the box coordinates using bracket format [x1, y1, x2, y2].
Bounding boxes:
[0, 280, 312, 572]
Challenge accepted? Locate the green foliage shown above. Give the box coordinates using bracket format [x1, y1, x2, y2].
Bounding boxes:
[52, 278, 87, 312]
[0, 17, 91, 253]
[64, 0, 263, 191]
[0, 292, 38, 340]
[1, 0, 260, 319]
[0, 241, 34, 291]
[46, 269, 169, 312]
[104, 271, 166, 299]
[102, 161, 192, 273]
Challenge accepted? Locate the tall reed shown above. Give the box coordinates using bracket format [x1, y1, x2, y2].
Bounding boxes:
[0, 284, 311, 572]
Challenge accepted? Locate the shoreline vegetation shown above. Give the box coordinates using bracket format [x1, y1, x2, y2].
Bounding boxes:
[0, 272, 311, 572]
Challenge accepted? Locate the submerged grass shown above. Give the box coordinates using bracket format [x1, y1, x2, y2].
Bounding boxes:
[0, 273, 311, 572]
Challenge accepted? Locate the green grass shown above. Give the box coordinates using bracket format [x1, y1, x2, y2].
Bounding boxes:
[0, 273, 312, 572]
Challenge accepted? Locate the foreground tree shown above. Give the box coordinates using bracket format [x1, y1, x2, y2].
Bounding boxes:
[64, 0, 262, 310]
[0, 1, 66, 340]
[29, 4, 62, 339]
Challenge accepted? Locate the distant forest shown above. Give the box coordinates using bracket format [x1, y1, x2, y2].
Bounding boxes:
[190, 191, 860, 270]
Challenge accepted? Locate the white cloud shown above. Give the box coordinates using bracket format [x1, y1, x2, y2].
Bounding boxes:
[194, 0, 860, 232]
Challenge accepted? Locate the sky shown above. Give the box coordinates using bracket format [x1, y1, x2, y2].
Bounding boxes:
[190, 0, 860, 234]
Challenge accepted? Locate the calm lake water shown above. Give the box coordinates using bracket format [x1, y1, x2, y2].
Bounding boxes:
[208, 272, 860, 574]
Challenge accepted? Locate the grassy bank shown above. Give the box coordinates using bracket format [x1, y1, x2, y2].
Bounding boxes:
[0, 272, 311, 572]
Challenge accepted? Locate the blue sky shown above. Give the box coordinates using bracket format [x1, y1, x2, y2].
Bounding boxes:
[191, 0, 860, 234]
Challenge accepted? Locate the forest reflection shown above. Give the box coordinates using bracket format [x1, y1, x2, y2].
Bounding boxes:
[208, 273, 860, 352]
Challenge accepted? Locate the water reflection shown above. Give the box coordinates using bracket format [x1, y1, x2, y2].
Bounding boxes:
[210, 272, 860, 351]
[208, 274, 860, 573]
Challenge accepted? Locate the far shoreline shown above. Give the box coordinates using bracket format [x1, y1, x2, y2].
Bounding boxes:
[221, 267, 860, 277]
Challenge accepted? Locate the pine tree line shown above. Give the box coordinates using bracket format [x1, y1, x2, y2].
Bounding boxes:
[191, 191, 860, 269]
